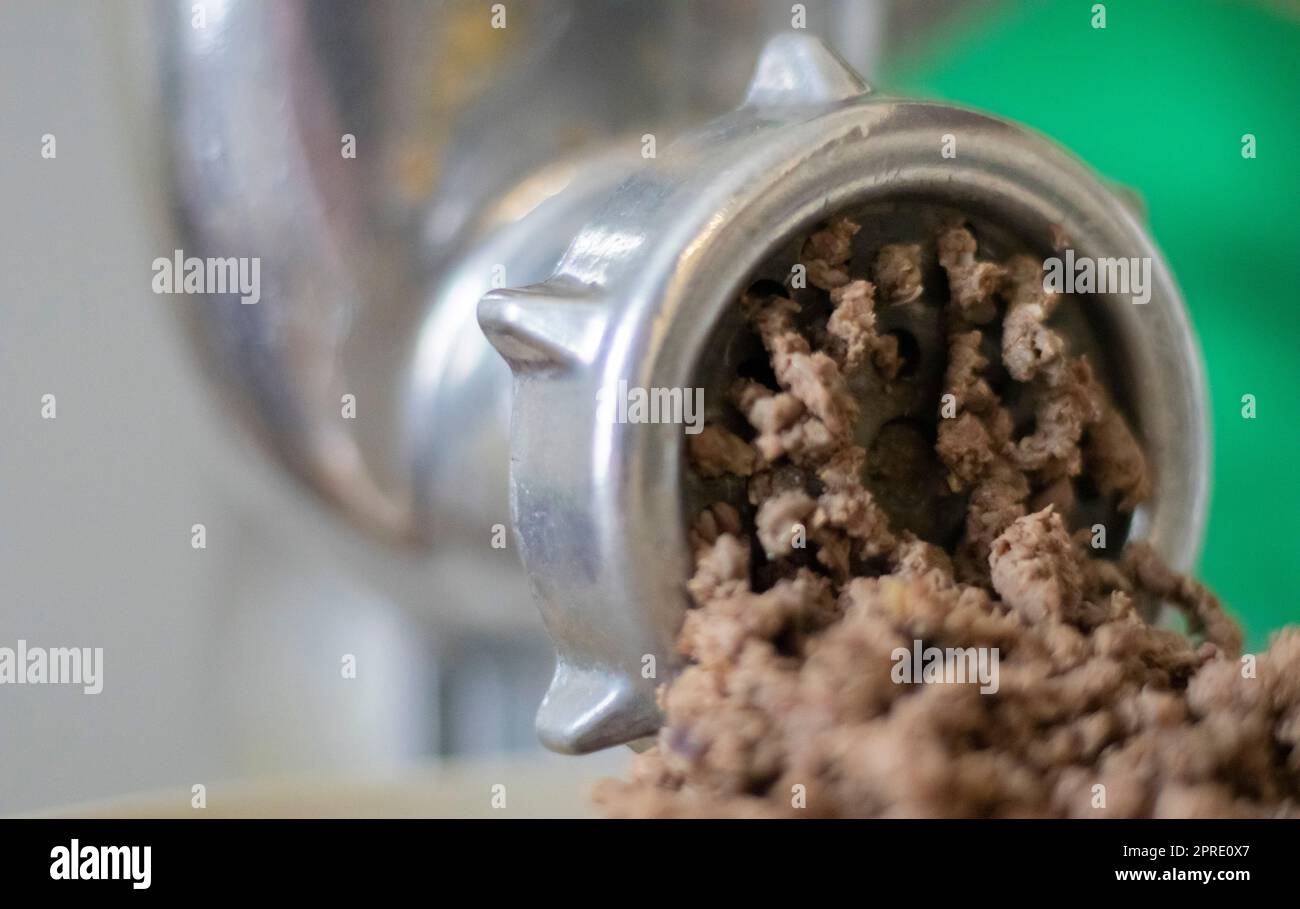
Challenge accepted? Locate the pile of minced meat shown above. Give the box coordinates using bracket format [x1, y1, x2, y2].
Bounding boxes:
[595, 218, 1300, 818]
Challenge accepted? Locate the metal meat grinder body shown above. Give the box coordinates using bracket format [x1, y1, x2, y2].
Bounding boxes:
[157, 6, 1208, 755]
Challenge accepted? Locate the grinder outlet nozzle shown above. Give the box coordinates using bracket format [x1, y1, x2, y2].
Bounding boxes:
[480, 35, 1208, 754]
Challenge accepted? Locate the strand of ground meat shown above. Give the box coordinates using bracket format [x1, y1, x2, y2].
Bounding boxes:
[935, 225, 1028, 581]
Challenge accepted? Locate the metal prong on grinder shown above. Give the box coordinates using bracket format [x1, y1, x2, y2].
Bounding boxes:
[479, 281, 608, 373]
[742, 32, 870, 106]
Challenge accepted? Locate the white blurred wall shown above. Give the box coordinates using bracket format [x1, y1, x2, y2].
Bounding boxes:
[0, 1, 443, 815]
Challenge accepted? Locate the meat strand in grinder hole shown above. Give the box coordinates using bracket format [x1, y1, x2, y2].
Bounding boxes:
[596, 218, 1300, 818]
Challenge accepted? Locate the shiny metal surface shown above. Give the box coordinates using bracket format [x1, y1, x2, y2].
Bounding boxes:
[481, 37, 1209, 752]
[154, 0, 884, 629]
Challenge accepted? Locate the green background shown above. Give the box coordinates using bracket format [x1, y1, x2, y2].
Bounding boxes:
[881, 0, 1300, 648]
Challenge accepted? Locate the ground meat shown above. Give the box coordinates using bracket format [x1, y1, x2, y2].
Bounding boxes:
[744, 464, 810, 508]
[1011, 356, 1103, 480]
[594, 218, 1298, 820]
[937, 223, 1003, 325]
[1123, 542, 1244, 657]
[936, 325, 1018, 500]
[800, 216, 859, 290]
[943, 330, 998, 415]
[958, 459, 1029, 579]
[873, 243, 924, 305]
[747, 294, 859, 446]
[826, 279, 901, 378]
[685, 530, 750, 608]
[1087, 405, 1152, 512]
[730, 378, 811, 465]
[990, 507, 1085, 624]
[937, 412, 996, 487]
[812, 485, 896, 563]
[755, 490, 816, 559]
[687, 424, 756, 478]
[1001, 254, 1064, 382]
